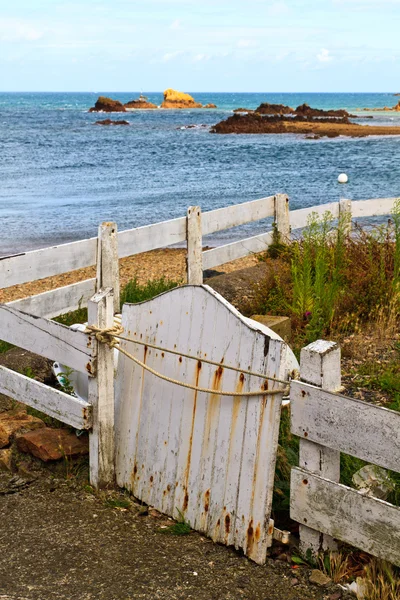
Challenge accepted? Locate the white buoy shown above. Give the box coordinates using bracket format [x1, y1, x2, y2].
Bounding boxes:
[338, 173, 348, 184]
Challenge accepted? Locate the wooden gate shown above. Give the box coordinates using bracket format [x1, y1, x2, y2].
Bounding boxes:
[115, 285, 297, 563]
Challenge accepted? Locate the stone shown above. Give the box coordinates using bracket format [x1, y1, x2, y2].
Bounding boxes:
[250, 315, 291, 343]
[0, 411, 45, 448]
[89, 96, 126, 113]
[309, 569, 332, 586]
[161, 88, 202, 109]
[16, 428, 89, 461]
[0, 448, 12, 471]
[204, 103, 217, 109]
[124, 96, 157, 109]
[290, 577, 299, 586]
[95, 119, 130, 126]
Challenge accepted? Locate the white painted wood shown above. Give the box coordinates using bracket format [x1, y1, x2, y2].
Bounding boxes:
[339, 198, 352, 236]
[291, 468, 400, 567]
[6, 279, 96, 319]
[87, 288, 115, 488]
[115, 285, 297, 564]
[187, 207, 203, 284]
[0, 304, 95, 375]
[97, 222, 120, 313]
[117, 216, 187, 258]
[202, 196, 275, 235]
[274, 194, 291, 241]
[352, 197, 397, 218]
[290, 202, 340, 231]
[296, 340, 341, 554]
[0, 237, 97, 289]
[0, 365, 91, 429]
[202, 232, 273, 270]
[291, 381, 400, 473]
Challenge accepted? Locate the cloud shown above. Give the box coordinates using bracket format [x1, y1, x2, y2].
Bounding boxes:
[193, 53, 210, 61]
[0, 18, 44, 42]
[317, 48, 333, 63]
[162, 50, 184, 62]
[170, 19, 182, 30]
[237, 39, 257, 48]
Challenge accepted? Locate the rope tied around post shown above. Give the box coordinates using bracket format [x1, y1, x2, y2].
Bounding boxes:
[86, 324, 124, 349]
[85, 324, 291, 397]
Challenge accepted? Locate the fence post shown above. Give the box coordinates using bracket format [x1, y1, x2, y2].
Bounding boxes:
[274, 194, 291, 242]
[298, 340, 341, 555]
[187, 206, 203, 284]
[96, 222, 120, 314]
[339, 198, 352, 236]
[87, 287, 115, 488]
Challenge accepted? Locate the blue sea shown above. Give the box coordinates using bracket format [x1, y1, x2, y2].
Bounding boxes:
[1, 92, 400, 256]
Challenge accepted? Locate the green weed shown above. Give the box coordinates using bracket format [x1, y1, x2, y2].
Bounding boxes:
[120, 276, 180, 306]
[158, 508, 191, 535]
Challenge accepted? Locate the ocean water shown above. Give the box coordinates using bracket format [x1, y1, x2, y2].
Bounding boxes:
[1, 92, 400, 256]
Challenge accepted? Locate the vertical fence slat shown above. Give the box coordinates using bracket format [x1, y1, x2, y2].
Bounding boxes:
[187, 206, 203, 284]
[274, 193, 291, 242]
[297, 340, 341, 555]
[339, 198, 352, 236]
[88, 287, 115, 488]
[96, 222, 120, 314]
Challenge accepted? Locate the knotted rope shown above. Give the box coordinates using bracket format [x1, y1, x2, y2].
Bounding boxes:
[85, 324, 290, 397]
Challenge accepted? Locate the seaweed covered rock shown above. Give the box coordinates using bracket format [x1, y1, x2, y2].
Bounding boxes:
[255, 103, 294, 115]
[295, 103, 351, 118]
[95, 119, 130, 125]
[161, 89, 202, 109]
[89, 96, 126, 113]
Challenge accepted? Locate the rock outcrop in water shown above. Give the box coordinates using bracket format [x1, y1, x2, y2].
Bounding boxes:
[211, 111, 400, 138]
[95, 119, 130, 126]
[204, 103, 217, 109]
[89, 96, 126, 113]
[161, 89, 203, 109]
[255, 103, 294, 115]
[294, 103, 353, 118]
[124, 95, 157, 109]
[361, 101, 400, 112]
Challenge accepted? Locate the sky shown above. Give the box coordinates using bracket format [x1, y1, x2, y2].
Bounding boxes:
[1, 0, 400, 92]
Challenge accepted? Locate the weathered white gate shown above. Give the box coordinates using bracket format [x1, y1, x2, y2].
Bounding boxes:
[115, 285, 297, 563]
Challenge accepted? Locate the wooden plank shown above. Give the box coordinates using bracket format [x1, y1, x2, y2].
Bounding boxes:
[88, 288, 115, 488]
[274, 194, 290, 240]
[0, 304, 95, 375]
[187, 206, 203, 284]
[291, 381, 400, 473]
[291, 468, 400, 567]
[0, 237, 97, 289]
[352, 198, 397, 218]
[290, 202, 340, 231]
[202, 196, 275, 235]
[202, 232, 273, 270]
[6, 279, 96, 319]
[117, 217, 187, 258]
[0, 365, 91, 430]
[297, 340, 341, 554]
[97, 222, 120, 313]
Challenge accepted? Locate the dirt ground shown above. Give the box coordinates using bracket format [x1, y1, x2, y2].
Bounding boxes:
[0, 469, 348, 600]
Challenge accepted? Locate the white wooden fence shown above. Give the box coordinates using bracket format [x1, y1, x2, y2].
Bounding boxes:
[2, 194, 398, 319]
[290, 340, 400, 567]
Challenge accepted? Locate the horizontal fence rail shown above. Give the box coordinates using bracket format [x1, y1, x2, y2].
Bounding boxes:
[0, 304, 95, 375]
[0, 365, 92, 430]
